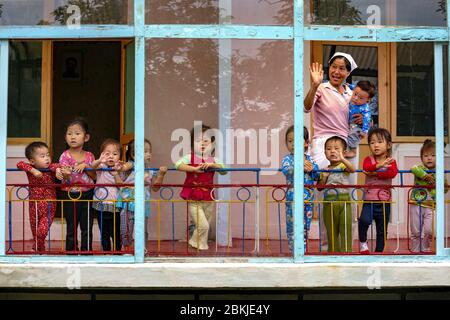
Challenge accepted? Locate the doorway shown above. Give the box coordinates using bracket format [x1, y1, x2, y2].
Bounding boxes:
[52, 41, 122, 159]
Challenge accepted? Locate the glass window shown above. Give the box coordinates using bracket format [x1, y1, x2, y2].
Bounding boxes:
[396, 42, 448, 137]
[0, 0, 133, 25]
[305, 0, 446, 27]
[8, 41, 42, 138]
[146, 0, 293, 25]
[145, 38, 293, 257]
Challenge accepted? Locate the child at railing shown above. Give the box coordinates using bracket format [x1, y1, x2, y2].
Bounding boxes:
[116, 138, 167, 249]
[91, 139, 127, 251]
[344, 80, 376, 158]
[358, 127, 398, 254]
[17, 142, 64, 252]
[318, 136, 356, 253]
[175, 124, 227, 250]
[281, 125, 319, 253]
[58, 118, 96, 252]
[409, 139, 448, 253]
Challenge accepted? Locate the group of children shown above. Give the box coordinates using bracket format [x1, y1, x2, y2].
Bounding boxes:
[18, 118, 227, 253]
[18, 118, 168, 252]
[282, 80, 445, 254]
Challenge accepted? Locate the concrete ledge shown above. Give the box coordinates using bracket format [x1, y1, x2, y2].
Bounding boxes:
[1, 262, 450, 289]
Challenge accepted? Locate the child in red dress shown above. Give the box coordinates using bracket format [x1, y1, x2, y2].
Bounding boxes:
[17, 142, 64, 252]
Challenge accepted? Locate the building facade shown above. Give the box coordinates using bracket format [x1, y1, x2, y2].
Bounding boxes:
[0, 0, 450, 296]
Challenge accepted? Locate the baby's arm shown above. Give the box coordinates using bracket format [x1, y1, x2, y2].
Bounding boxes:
[377, 159, 398, 179]
[91, 152, 108, 169]
[281, 156, 294, 177]
[151, 167, 168, 192]
[338, 151, 356, 173]
[411, 165, 434, 184]
[118, 161, 134, 173]
[317, 169, 330, 191]
[17, 161, 42, 178]
[361, 104, 372, 134]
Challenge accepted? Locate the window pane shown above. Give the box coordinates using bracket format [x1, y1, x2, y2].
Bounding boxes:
[0, 0, 133, 25]
[322, 45, 379, 127]
[396, 43, 436, 137]
[8, 41, 42, 138]
[305, 0, 446, 27]
[145, 38, 293, 257]
[146, 0, 293, 25]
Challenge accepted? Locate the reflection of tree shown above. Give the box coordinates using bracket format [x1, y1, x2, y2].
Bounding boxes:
[230, 41, 293, 129]
[259, 0, 293, 25]
[147, 38, 292, 135]
[438, 0, 447, 21]
[147, 0, 293, 25]
[310, 0, 363, 25]
[147, 39, 219, 112]
[52, 0, 128, 24]
[147, 0, 219, 24]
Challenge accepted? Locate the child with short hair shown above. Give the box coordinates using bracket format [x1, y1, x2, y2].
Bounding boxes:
[359, 127, 398, 254]
[58, 117, 96, 252]
[409, 139, 448, 253]
[281, 125, 320, 253]
[175, 124, 227, 250]
[345, 80, 376, 158]
[91, 139, 127, 251]
[117, 138, 167, 249]
[17, 142, 63, 252]
[318, 136, 356, 253]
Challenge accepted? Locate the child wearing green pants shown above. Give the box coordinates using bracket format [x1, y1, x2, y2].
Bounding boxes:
[319, 136, 356, 253]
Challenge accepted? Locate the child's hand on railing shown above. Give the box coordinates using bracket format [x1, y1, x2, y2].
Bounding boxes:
[304, 159, 313, 173]
[73, 163, 86, 173]
[55, 168, 64, 181]
[377, 157, 394, 169]
[112, 160, 125, 171]
[30, 168, 43, 179]
[158, 166, 168, 176]
[423, 174, 435, 184]
[198, 163, 214, 171]
[60, 166, 72, 177]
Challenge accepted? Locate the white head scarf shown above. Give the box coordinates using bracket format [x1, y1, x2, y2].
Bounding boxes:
[328, 52, 358, 73]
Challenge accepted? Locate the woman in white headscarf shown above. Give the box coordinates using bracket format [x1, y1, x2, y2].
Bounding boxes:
[304, 53, 363, 250]
[304, 52, 362, 168]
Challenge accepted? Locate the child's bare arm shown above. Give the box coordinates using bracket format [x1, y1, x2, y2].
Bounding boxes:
[151, 167, 168, 192]
[177, 163, 203, 173]
[338, 151, 356, 173]
[119, 161, 134, 172]
[317, 170, 330, 191]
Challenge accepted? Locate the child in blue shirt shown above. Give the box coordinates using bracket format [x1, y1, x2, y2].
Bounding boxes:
[281, 126, 320, 253]
[345, 80, 376, 158]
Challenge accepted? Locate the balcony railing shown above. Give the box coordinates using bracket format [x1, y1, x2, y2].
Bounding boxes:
[5, 168, 450, 257]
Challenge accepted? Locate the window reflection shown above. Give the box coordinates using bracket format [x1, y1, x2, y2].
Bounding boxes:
[146, 0, 293, 25]
[0, 0, 132, 25]
[306, 0, 446, 27]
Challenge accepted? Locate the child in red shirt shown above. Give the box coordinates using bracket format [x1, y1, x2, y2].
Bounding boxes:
[17, 142, 64, 252]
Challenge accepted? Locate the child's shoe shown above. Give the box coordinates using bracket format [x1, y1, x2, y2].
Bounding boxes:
[359, 242, 370, 254]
